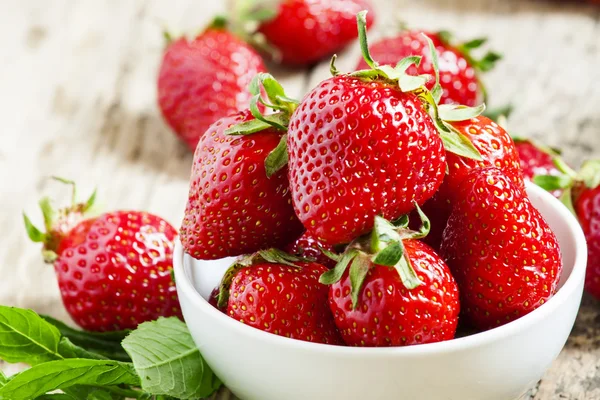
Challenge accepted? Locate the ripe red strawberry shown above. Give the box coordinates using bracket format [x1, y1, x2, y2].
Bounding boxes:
[251, 0, 375, 66]
[158, 20, 267, 150]
[24, 180, 181, 331]
[219, 250, 343, 344]
[285, 231, 337, 268]
[356, 30, 501, 106]
[440, 167, 562, 331]
[284, 12, 483, 245]
[180, 100, 303, 259]
[514, 138, 564, 198]
[324, 213, 459, 346]
[574, 179, 600, 299]
[417, 116, 524, 251]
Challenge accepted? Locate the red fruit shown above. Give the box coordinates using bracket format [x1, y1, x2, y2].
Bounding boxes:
[440, 167, 562, 331]
[285, 232, 338, 269]
[419, 116, 524, 251]
[575, 184, 600, 298]
[356, 31, 500, 107]
[158, 25, 266, 150]
[257, 0, 375, 66]
[514, 139, 564, 198]
[180, 110, 303, 260]
[330, 240, 459, 346]
[222, 250, 343, 344]
[24, 182, 181, 331]
[287, 74, 446, 245]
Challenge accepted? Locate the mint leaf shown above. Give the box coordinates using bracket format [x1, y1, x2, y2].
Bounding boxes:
[122, 317, 221, 399]
[42, 316, 130, 362]
[57, 337, 106, 360]
[0, 370, 7, 387]
[0, 359, 139, 400]
[35, 394, 79, 400]
[0, 306, 63, 365]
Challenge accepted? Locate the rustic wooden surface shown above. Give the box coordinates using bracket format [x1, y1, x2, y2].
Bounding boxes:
[1, 0, 599, 398]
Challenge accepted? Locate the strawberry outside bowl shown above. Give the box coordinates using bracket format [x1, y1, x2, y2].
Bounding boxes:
[173, 182, 587, 400]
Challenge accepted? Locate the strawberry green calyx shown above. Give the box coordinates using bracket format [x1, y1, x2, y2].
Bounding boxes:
[217, 248, 304, 309]
[320, 205, 431, 309]
[437, 31, 502, 74]
[353, 11, 483, 162]
[23, 177, 97, 263]
[225, 72, 298, 177]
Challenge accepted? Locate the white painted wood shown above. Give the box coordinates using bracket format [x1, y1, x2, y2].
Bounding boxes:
[0, 0, 598, 398]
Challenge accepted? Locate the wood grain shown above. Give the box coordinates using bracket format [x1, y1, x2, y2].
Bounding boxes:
[0, 0, 598, 398]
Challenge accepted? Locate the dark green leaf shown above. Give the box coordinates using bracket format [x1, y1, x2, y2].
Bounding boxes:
[264, 134, 288, 178]
[41, 316, 130, 362]
[257, 248, 301, 267]
[578, 160, 600, 189]
[35, 394, 79, 400]
[23, 213, 46, 242]
[394, 252, 421, 290]
[476, 51, 502, 72]
[319, 249, 359, 285]
[349, 254, 371, 309]
[122, 317, 221, 399]
[58, 337, 107, 360]
[372, 242, 403, 267]
[438, 104, 486, 122]
[0, 306, 63, 365]
[411, 203, 431, 239]
[85, 391, 114, 400]
[320, 247, 341, 262]
[532, 174, 574, 191]
[0, 359, 139, 400]
[461, 37, 487, 50]
[391, 214, 410, 228]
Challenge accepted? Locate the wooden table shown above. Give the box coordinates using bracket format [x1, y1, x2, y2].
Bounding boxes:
[1, 0, 599, 398]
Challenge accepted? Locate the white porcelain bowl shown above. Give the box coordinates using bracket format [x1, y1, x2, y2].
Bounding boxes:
[174, 183, 587, 400]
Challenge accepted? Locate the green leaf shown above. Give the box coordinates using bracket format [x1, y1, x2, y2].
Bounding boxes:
[23, 213, 46, 242]
[559, 187, 577, 216]
[85, 391, 114, 400]
[422, 33, 442, 104]
[0, 359, 139, 400]
[38, 197, 55, 233]
[84, 189, 98, 212]
[320, 247, 341, 262]
[35, 394, 79, 400]
[249, 96, 289, 131]
[476, 51, 502, 72]
[461, 37, 487, 50]
[356, 10, 377, 69]
[372, 241, 404, 267]
[122, 317, 221, 399]
[439, 125, 483, 161]
[0, 371, 7, 387]
[410, 203, 431, 239]
[330, 54, 341, 76]
[225, 118, 272, 136]
[319, 249, 359, 285]
[578, 160, 600, 189]
[264, 134, 288, 178]
[391, 214, 410, 228]
[370, 216, 402, 253]
[394, 252, 421, 290]
[398, 73, 430, 93]
[0, 306, 63, 365]
[257, 248, 301, 267]
[41, 316, 131, 362]
[532, 174, 574, 191]
[438, 103, 486, 122]
[349, 254, 371, 309]
[57, 337, 107, 360]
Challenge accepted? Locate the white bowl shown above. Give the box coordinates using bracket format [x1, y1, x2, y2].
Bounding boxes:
[174, 183, 587, 400]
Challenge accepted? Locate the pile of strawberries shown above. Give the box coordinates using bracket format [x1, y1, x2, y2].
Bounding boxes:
[25, 0, 599, 345]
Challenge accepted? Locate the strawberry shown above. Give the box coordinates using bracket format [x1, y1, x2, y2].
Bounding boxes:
[218, 249, 343, 344]
[158, 18, 267, 150]
[180, 76, 304, 259]
[323, 211, 459, 346]
[440, 167, 562, 331]
[23, 179, 181, 331]
[514, 137, 565, 198]
[356, 30, 501, 106]
[285, 231, 337, 268]
[534, 160, 600, 299]
[282, 12, 483, 245]
[239, 0, 375, 66]
[417, 116, 524, 251]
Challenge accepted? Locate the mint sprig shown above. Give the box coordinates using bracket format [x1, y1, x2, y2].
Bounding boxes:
[0, 307, 221, 399]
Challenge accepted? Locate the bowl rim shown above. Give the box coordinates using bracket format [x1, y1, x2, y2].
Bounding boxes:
[174, 183, 587, 357]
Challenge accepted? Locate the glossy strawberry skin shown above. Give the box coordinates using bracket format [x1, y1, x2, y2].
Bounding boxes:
[287, 75, 446, 245]
[54, 211, 181, 331]
[356, 31, 480, 106]
[420, 116, 524, 251]
[158, 29, 266, 150]
[227, 262, 343, 345]
[285, 231, 337, 268]
[181, 111, 303, 260]
[329, 240, 459, 347]
[515, 140, 563, 198]
[258, 0, 375, 66]
[574, 185, 600, 299]
[440, 167, 562, 331]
